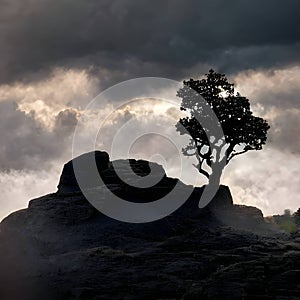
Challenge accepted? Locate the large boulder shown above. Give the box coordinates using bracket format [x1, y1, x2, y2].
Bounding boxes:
[57, 151, 110, 193]
[100, 158, 166, 185]
[57, 152, 177, 203]
[207, 185, 234, 208]
[57, 152, 168, 195]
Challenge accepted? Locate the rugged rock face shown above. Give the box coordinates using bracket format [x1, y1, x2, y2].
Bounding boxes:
[58, 151, 110, 193]
[0, 151, 299, 300]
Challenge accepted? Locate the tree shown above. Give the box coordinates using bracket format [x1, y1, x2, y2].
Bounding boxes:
[176, 69, 270, 184]
[294, 208, 300, 226]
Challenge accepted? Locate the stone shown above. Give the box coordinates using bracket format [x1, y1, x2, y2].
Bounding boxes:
[0, 151, 299, 299]
[57, 151, 110, 193]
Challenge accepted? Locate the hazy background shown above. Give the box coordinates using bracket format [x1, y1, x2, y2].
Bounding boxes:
[0, 0, 300, 219]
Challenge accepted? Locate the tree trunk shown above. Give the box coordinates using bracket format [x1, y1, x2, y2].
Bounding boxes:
[198, 166, 223, 208]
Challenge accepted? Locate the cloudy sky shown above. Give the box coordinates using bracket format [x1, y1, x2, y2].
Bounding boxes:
[0, 0, 300, 220]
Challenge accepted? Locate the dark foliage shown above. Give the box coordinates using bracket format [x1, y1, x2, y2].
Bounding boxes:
[176, 69, 270, 179]
[294, 208, 300, 226]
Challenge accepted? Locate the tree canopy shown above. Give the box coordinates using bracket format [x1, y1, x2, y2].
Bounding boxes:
[176, 69, 270, 180]
[294, 208, 300, 226]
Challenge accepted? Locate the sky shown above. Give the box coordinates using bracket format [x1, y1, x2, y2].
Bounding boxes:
[0, 0, 300, 220]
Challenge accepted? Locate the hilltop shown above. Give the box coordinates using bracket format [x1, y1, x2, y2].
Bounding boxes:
[0, 151, 299, 299]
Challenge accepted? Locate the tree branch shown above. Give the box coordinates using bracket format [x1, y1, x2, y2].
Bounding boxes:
[227, 148, 249, 163]
[199, 167, 210, 179]
[193, 143, 210, 179]
[225, 143, 235, 161]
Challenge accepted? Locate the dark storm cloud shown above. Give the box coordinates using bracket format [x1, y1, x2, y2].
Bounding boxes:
[0, 101, 78, 170]
[1, 0, 300, 86]
[53, 109, 78, 137]
[270, 109, 300, 155]
[233, 68, 300, 156]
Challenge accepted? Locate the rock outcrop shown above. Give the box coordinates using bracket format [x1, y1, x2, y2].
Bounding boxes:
[58, 151, 110, 193]
[0, 151, 299, 300]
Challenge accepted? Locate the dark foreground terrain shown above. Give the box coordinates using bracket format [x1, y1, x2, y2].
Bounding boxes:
[0, 151, 299, 300]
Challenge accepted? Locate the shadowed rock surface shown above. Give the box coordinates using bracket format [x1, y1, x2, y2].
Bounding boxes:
[0, 151, 299, 300]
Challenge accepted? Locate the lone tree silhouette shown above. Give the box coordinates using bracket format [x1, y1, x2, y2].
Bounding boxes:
[176, 69, 270, 183]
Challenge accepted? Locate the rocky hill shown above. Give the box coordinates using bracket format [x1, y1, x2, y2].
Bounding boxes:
[0, 151, 299, 300]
